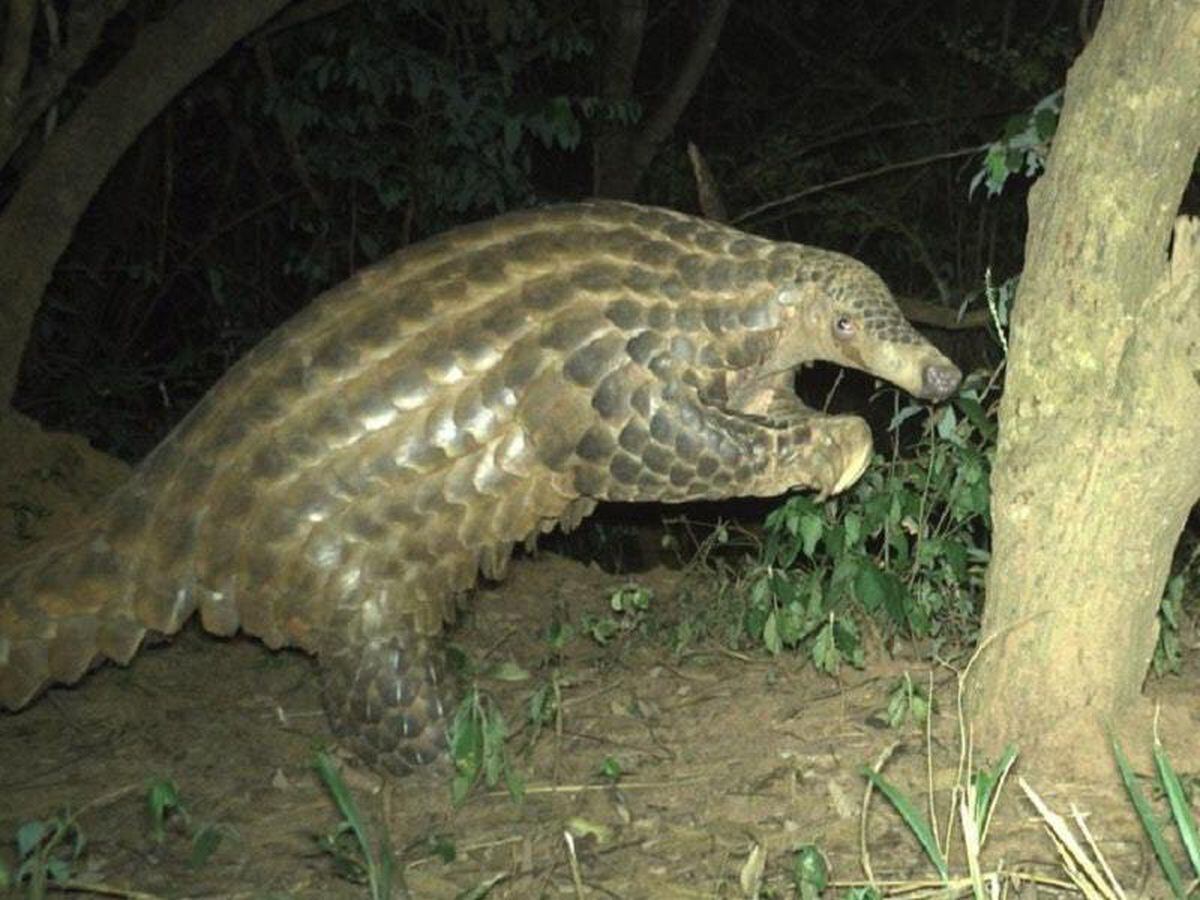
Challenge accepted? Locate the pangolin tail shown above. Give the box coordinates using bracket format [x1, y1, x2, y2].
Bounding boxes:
[0, 492, 196, 710]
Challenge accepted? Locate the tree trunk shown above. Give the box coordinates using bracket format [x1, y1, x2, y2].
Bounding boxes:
[967, 0, 1200, 773]
[591, 0, 731, 200]
[0, 0, 291, 407]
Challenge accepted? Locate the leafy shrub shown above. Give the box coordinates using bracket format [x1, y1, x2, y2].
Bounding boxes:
[743, 374, 998, 671]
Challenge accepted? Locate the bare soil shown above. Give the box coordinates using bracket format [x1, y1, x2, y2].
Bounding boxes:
[2, 414, 1199, 898]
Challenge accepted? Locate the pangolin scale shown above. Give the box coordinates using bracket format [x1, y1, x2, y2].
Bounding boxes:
[0, 201, 960, 772]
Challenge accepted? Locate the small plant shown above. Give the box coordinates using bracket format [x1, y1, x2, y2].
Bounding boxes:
[791, 844, 830, 900]
[883, 673, 933, 729]
[7, 780, 232, 896]
[861, 765, 949, 881]
[580, 583, 654, 645]
[745, 374, 997, 672]
[598, 756, 623, 782]
[145, 777, 231, 867]
[449, 687, 525, 805]
[1155, 574, 1186, 676]
[8, 812, 86, 895]
[314, 751, 397, 900]
[861, 741, 1017, 897]
[1155, 532, 1200, 678]
[527, 675, 560, 730]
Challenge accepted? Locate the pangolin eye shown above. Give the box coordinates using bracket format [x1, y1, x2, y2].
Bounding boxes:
[833, 316, 856, 338]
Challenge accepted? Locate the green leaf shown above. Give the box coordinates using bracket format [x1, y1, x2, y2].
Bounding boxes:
[971, 745, 1016, 828]
[486, 660, 530, 681]
[483, 711, 509, 787]
[860, 768, 948, 879]
[830, 553, 861, 593]
[804, 575, 824, 618]
[770, 570, 799, 606]
[942, 539, 968, 581]
[427, 835, 457, 864]
[888, 402, 925, 432]
[451, 773, 473, 807]
[1033, 106, 1058, 141]
[777, 600, 806, 646]
[147, 778, 183, 844]
[16, 821, 47, 858]
[451, 695, 482, 768]
[543, 620, 572, 650]
[528, 682, 557, 726]
[843, 511, 862, 548]
[906, 597, 931, 636]
[792, 844, 828, 899]
[1153, 740, 1200, 879]
[935, 405, 959, 442]
[811, 621, 840, 674]
[833, 618, 864, 668]
[822, 523, 845, 558]
[854, 564, 886, 612]
[855, 565, 908, 628]
[566, 817, 612, 843]
[955, 395, 995, 440]
[504, 767, 525, 804]
[763, 611, 782, 655]
[1113, 737, 1186, 897]
[799, 511, 824, 558]
[190, 824, 225, 868]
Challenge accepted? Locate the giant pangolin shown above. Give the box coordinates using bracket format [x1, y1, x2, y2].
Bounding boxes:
[0, 201, 960, 773]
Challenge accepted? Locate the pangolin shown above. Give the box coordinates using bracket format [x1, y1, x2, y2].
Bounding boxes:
[0, 201, 960, 773]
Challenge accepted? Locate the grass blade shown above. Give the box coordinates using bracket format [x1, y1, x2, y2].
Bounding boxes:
[1153, 740, 1200, 879]
[861, 767, 948, 880]
[1112, 738, 1186, 898]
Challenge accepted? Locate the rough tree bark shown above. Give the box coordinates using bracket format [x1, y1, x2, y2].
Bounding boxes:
[591, 0, 731, 199]
[967, 0, 1200, 773]
[0, 0, 292, 407]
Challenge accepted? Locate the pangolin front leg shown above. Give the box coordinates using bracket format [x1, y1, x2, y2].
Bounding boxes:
[316, 374, 874, 773]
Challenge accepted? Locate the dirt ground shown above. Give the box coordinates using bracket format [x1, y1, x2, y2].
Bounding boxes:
[2, 414, 1199, 899]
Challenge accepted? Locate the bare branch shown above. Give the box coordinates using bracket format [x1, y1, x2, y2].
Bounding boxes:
[0, 0, 130, 170]
[253, 41, 328, 212]
[631, 0, 731, 175]
[732, 145, 984, 227]
[687, 141, 728, 222]
[895, 296, 990, 331]
[0, 0, 36, 150]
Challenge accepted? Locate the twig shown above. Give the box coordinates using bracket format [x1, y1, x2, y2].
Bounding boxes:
[733, 146, 985, 227]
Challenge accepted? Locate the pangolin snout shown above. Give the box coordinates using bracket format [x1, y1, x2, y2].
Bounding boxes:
[920, 363, 962, 401]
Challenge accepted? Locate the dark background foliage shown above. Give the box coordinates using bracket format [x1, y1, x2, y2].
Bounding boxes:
[10, 0, 1078, 459]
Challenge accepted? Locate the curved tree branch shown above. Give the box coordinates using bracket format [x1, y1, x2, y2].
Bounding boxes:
[0, 0, 293, 406]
